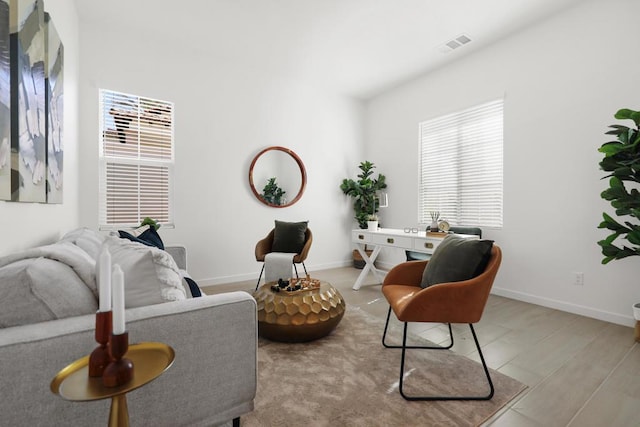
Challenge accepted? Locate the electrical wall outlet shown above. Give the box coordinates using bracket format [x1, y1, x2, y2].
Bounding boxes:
[573, 272, 584, 286]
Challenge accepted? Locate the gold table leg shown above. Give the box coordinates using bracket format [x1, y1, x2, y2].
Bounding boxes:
[108, 394, 129, 427]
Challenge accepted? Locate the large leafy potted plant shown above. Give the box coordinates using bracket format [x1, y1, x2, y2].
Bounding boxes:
[597, 108, 640, 341]
[340, 161, 387, 269]
[340, 161, 387, 229]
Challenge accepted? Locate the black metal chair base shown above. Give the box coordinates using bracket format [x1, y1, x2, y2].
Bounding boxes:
[255, 262, 307, 291]
[382, 306, 494, 401]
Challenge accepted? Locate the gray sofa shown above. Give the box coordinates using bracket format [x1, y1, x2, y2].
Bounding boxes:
[0, 229, 257, 426]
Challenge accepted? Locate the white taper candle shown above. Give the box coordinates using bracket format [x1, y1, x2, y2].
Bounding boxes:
[112, 264, 126, 335]
[98, 247, 111, 312]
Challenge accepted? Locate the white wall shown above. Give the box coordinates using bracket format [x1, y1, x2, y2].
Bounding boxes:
[77, 20, 364, 285]
[0, 0, 79, 255]
[366, 0, 640, 326]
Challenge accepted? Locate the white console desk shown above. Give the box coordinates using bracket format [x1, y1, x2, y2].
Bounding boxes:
[351, 228, 477, 290]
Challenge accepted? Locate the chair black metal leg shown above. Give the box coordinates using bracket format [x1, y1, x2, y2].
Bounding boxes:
[382, 306, 453, 350]
[255, 265, 265, 291]
[302, 262, 308, 276]
[397, 322, 494, 401]
[293, 263, 299, 278]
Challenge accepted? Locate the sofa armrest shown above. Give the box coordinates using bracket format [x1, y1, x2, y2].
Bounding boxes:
[0, 292, 257, 427]
[165, 245, 187, 270]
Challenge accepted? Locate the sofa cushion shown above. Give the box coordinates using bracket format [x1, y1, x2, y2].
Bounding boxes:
[104, 236, 186, 308]
[60, 227, 106, 260]
[272, 220, 308, 253]
[0, 258, 98, 328]
[421, 235, 494, 288]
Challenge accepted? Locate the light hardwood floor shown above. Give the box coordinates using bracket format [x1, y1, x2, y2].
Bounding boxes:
[201, 266, 640, 427]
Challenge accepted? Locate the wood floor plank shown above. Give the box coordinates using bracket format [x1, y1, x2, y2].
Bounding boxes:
[511, 323, 633, 426]
[568, 344, 640, 426]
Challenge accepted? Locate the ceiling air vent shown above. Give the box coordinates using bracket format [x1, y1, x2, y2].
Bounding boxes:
[438, 34, 472, 53]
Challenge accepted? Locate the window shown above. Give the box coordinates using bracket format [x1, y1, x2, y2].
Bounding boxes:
[418, 99, 503, 228]
[99, 89, 174, 229]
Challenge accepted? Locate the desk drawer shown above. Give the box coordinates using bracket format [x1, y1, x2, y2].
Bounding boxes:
[371, 234, 413, 248]
[413, 237, 443, 254]
[352, 230, 373, 244]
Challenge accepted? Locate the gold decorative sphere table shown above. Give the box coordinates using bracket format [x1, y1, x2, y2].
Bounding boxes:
[254, 280, 346, 342]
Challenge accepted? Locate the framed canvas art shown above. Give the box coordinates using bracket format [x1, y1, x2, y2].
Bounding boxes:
[10, 0, 46, 202]
[0, 0, 9, 200]
[45, 11, 62, 203]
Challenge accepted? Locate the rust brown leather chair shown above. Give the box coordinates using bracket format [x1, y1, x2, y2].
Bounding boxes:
[255, 228, 313, 290]
[381, 244, 502, 401]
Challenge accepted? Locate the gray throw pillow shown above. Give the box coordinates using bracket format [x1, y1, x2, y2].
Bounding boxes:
[420, 235, 494, 288]
[272, 220, 308, 253]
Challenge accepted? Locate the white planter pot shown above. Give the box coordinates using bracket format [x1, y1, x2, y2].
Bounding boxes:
[633, 303, 640, 321]
[367, 221, 378, 231]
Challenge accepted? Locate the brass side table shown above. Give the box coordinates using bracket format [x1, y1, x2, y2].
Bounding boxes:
[51, 342, 175, 427]
[254, 280, 346, 342]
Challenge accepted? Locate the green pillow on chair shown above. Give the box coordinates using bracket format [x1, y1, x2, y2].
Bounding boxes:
[272, 220, 308, 253]
[420, 235, 493, 288]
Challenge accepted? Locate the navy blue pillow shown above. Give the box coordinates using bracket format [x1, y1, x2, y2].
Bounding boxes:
[184, 276, 202, 298]
[119, 227, 165, 250]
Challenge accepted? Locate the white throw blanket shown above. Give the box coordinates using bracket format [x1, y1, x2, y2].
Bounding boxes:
[264, 252, 295, 283]
[0, 241, 97, 295]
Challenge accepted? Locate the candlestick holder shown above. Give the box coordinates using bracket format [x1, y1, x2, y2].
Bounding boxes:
[88, 311, 112, 377]
[103, 332, 134, 387]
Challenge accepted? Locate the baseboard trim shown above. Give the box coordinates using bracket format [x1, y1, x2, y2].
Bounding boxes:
[491, 286, 635, 327]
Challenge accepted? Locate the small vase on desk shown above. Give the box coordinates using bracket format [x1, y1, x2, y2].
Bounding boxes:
[367, 221, 378, 231]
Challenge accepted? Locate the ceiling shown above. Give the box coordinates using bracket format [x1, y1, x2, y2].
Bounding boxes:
[73, 0, 586, 99]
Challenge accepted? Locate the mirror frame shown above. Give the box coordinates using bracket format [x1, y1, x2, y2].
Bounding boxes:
[248, 146, 307, 208]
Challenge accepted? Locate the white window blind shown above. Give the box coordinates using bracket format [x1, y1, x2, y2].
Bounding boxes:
[418, 99, 503, 228]
[99, 89, 174, 229]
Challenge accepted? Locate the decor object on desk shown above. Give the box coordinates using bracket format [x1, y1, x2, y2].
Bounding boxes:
[596, 108, 640, 341]
[366, 214, 378, 231]
[428, 211, 440, 232]
[249, 146, 306, 208]
[340, 160, 387, 229]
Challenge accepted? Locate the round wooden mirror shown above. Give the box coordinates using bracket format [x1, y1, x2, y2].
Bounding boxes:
[249, 146, 307, 208]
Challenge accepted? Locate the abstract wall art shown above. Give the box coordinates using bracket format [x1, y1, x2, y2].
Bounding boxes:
[10, 0, 46, 203]
[0, 0, 10, 200]
[45, 12, 62, 203]
[1, 0, 62, 203]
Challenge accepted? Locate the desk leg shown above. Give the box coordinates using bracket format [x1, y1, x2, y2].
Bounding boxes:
[108, 394, 129, 427]
[353, 244, 383, 290]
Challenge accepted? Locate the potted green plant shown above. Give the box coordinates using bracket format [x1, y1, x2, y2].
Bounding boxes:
[366, 214, 379, 231]
[597, 107, 640, 341]
[140, 217, 161, 230]
[262, 177, 286, 206]
[341, 161, 387, 268]
[340, 161, 387, 229]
